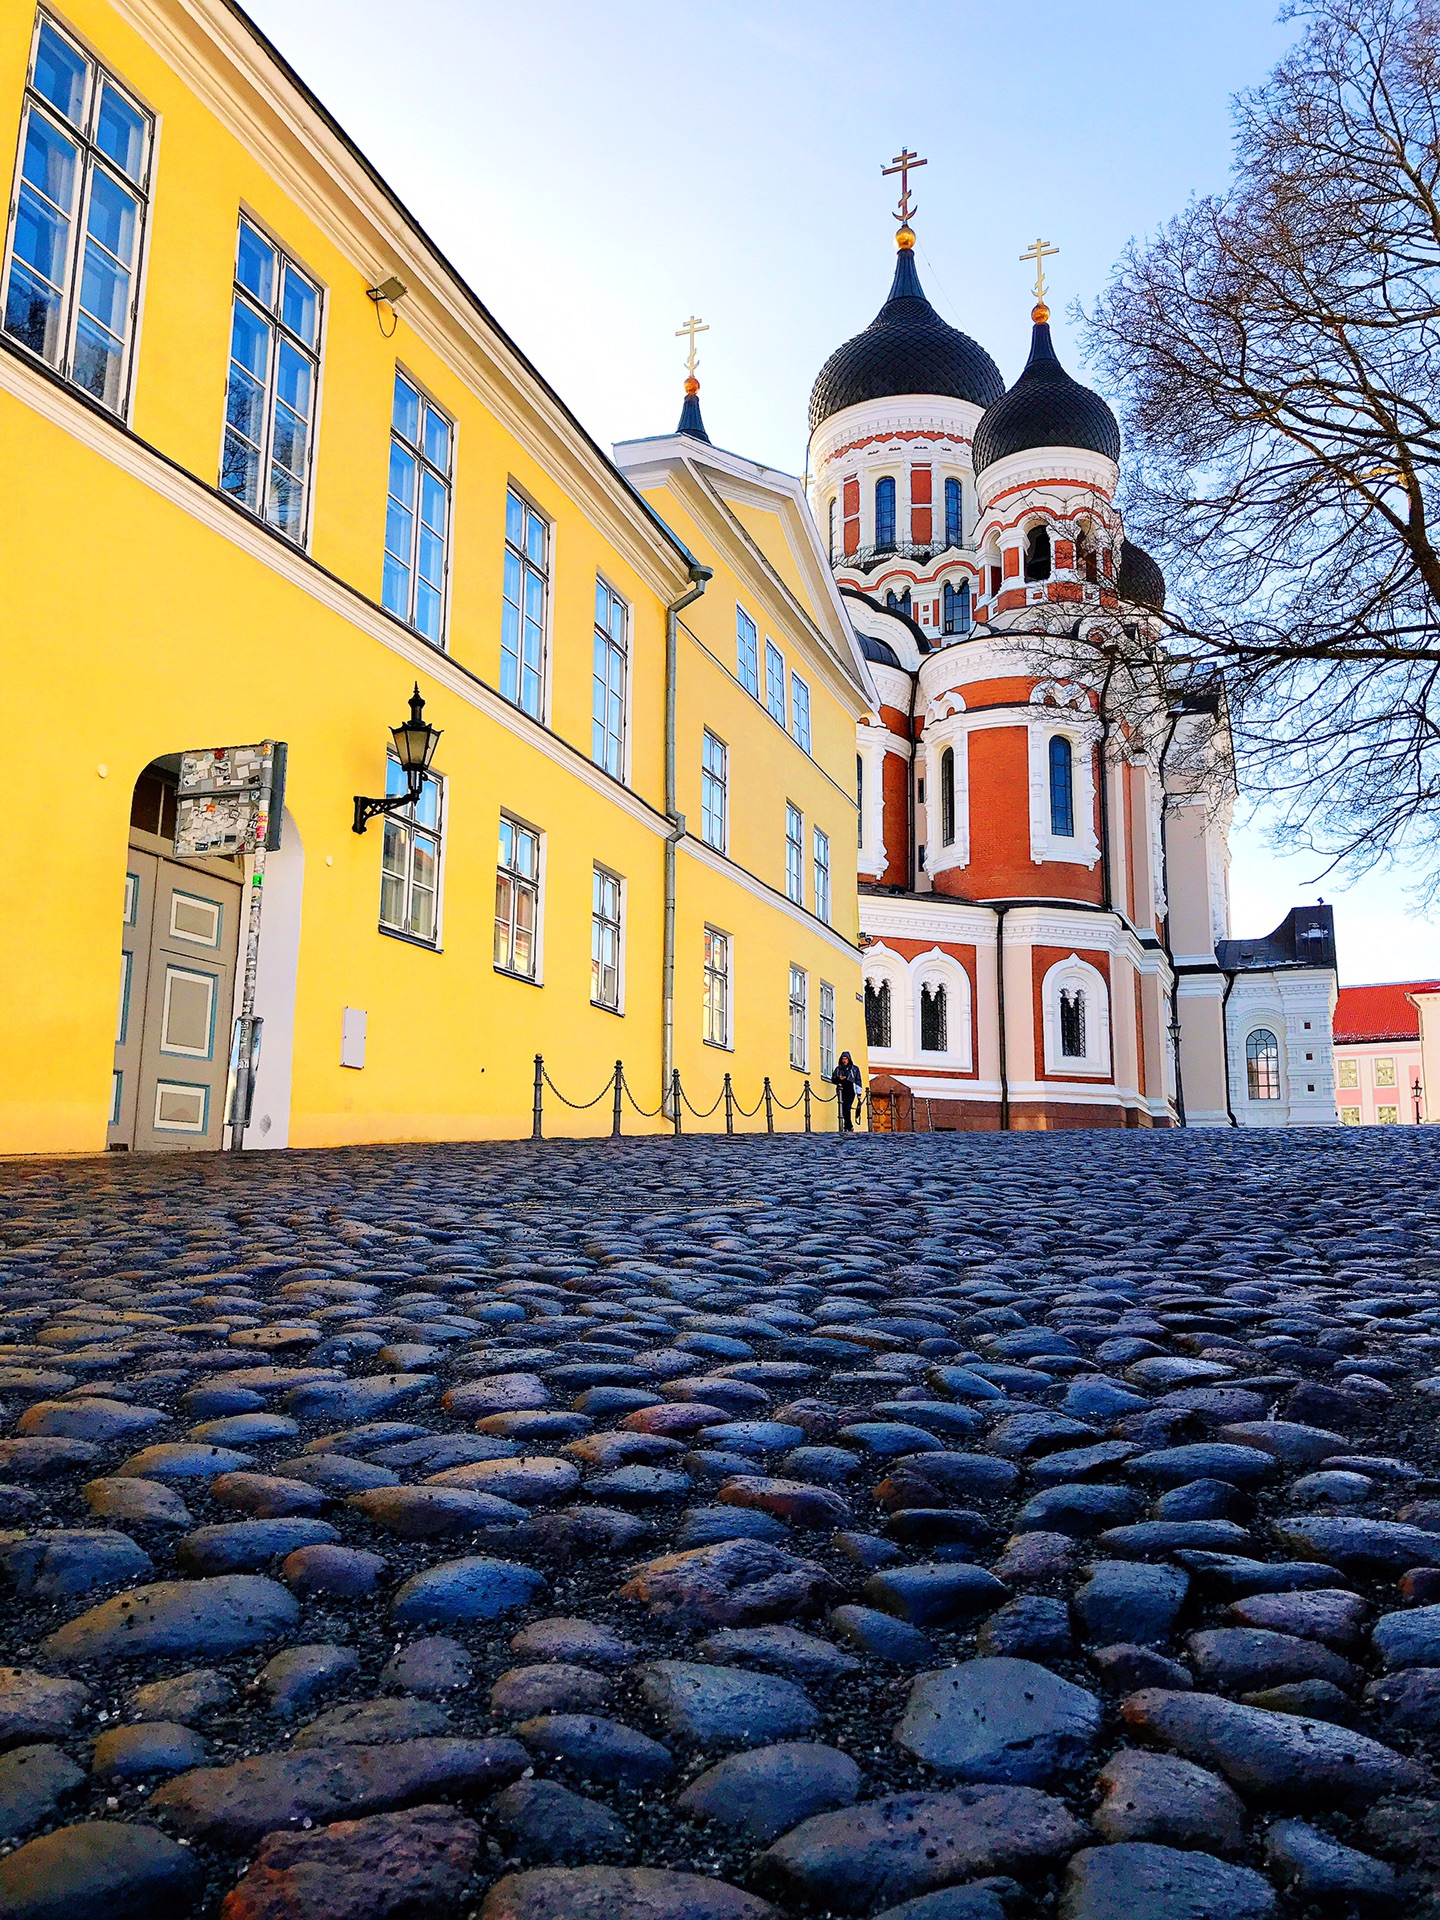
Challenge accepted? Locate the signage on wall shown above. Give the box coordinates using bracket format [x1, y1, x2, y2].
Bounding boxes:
[174, 743, 287, 858]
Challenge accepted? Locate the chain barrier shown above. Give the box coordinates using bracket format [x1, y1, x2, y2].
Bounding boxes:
[530, 1054, 873, 1141]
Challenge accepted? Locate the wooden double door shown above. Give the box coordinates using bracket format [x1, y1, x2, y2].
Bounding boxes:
[109, 830, 242, 1151]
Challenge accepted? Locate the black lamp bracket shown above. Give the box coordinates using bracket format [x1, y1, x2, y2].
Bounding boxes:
[352, 776, 421, 836]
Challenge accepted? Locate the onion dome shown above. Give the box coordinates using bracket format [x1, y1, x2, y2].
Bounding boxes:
[809, 237, 1004, 432]
[1117, 539, 1166, 609]
[972, 306, 1120, 473]
[676, 374, 710, 444]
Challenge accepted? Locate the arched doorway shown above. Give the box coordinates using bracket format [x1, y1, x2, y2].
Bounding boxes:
[109, 759, 243, 1151]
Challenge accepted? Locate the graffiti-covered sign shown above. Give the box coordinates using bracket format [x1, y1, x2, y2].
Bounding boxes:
[174, 743, 286, 857]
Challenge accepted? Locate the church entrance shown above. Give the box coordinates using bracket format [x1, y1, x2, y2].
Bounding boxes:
[109, 762, 243, 1152]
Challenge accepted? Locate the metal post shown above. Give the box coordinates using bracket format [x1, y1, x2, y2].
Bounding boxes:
[724, 1073, 734, 1136]
[611, 1061, 623, 1139]
[763, 1077, 774, 1134]
[532, 1055, 544, 1141]
[671, 1069, 682, 1136]
[228, 741, 275, 1152]
[803, 1081, 812, 1133]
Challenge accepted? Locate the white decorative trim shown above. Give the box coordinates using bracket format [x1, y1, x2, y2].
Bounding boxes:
[1040, 953, 1112, 1077]
[1027, 718, 1100, 868]
[680, 836, 860, 959]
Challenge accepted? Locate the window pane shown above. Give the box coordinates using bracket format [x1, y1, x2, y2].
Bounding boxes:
[393, 371, 420, 441]
[413, 775, 439, 830]
[33, 23, 88, 125]
[274, 338, 312, 421]
[420, 469, 446, 538]
[423, 405, 450, 471]
[525, 509, 546, 568]
[220, 427, 260, 509]
[229, 298, 270, 380]
[236, 221, 274, 305]
[95, 82, 146, 182]
[72, 301, 125, 405]
[382, 549, 410, 619]
[282, 263, 318, 346]
[84, 167, 137, 267]
[506, 489, 524, 548]
[224, 356, 266, 444]
[389, 438, 417, 510]
[268, 464, 304, 540]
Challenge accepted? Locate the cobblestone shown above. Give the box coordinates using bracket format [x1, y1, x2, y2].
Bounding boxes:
[1, 1127, 1440, 1915]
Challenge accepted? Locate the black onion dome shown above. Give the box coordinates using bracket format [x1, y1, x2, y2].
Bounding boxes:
[1117, 539, 1166, 609]
[972, 316, 1120, 472]
[809, 246, 1004, 431]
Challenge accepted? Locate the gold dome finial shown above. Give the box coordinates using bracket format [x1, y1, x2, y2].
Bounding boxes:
[896, 226, 915, 251]
[1032, 300, 1050, 324]
[883, 148, 927, 235]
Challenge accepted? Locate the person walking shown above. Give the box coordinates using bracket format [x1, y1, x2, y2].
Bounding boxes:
[832, 1050, 862, 1133]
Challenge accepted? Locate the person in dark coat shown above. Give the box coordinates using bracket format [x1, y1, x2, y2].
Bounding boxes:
[832, 1050, 862, 1132]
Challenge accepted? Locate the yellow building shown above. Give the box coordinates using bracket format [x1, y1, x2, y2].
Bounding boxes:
[0, 0, 872, 1154]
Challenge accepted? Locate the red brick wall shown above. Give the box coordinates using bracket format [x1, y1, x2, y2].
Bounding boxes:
[880, 749, 910, 886]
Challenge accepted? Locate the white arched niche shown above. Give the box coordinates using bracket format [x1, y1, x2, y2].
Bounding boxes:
[1041, 952, 1111, 1077]
[912, 947, 973, 1069]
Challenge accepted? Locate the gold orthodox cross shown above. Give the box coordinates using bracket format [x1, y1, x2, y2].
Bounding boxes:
[883, 148, 927, 228]
[676, 315, 709, 377]
[1021, 236, 1059, 304]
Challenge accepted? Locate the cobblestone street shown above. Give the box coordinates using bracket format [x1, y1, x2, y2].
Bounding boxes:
[2, 1129, 1440, 1920]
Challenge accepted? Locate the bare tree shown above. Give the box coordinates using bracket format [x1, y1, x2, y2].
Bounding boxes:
[1083, 0, 1440, 894]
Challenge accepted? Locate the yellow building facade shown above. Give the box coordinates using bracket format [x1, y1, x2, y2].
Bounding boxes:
[0, 0, 872, 1155]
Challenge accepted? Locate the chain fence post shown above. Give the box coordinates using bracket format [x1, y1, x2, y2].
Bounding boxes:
[531, 1055, 544, 1141]
[671, 1069, 683, 1137]
[803, 1081, 812, 1133]
[611, 1061, 623, 1138]
[724, 1073, 734, 1135]
[763, 1077, 774, 1134]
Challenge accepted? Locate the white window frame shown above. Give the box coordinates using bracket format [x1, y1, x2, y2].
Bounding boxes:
[791, 672, 812, 754]
[592, 576, 629, 780]
[495, 811, 542, 981]
[2, 12, 153, 417]
[863, 947, 907, 1057]
[765, 640, 787, 727]
[703, 926, 731, 1049]
[1026, 693, 1100, 868]
[220, 214, 323, 546]
[1335, 1055, 1359, 1089]
[785, 804, 805, 905]
[789, 964, 808, 1071]
[383, 367, 453, 645]
[812, 826, 831, 924]
[819, 981, 836, 1077]
[591, 864, 624, 1012]
[379, 758, 445, 948]
[1246, 1027, 1284, 1102]
[1374, 1055, 1397, 1087]
[1041, 954, 1111, 1076]
[501, 486, 549, 719]
[912, 949, 974, 1069]
[701, 730, 728, 851]
[737, 605, 760, 698]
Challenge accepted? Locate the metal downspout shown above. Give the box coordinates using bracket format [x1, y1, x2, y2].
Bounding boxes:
[1220, 968, 1240, 1126]
[995, 904, 1011, 1132]
[1097, 650, 1117, 914]
[906, 660, 921, 890]
[1156, 707, 1187, 1127]
[663, 568, 712, 1116]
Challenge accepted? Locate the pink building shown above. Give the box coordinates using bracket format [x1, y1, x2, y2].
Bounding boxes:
[1332, 982, 1439, 1125]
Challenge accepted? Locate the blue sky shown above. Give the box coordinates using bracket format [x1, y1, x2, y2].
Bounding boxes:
[245, 0, 1435, 983]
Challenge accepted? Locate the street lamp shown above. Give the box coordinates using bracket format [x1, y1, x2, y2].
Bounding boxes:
[352, 685, 442, 833]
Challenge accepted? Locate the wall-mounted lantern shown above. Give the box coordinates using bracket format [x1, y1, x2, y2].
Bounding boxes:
[352, 684, 442, 833]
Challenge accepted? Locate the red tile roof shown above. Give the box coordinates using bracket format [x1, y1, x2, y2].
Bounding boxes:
[1333, 981, 1440, 1045]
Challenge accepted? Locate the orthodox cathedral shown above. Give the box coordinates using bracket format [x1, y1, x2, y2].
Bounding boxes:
[787, 165, 1338, 1129]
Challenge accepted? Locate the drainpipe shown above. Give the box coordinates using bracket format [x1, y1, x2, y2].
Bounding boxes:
[1096, 647, 1118, 914]
[995, 904, 1011, 1131]
[906, 661, 921, 890]
[663, 567, 712, 1115]
[1220, 967, 1240, 1126]
[1156, 707, 1187, 1127]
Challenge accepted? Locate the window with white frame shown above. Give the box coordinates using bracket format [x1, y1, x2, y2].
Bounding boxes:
[1042, 956, 1110, 1074]
[1049, 734, 1075, 837]
[1336, 1057, 1359, 1089]
[221, 218, 321, 544]
[501, 489, 548, 717]
[820, 981, 836, 1077]
[495, 814, 540, 978]
[5, 14, 152, 412]
[920, 982, 947, 1053]
[791, 673, 812, 754]
[827, 498, 837, 562]
[591, 866, 622, 1010]
[1246, 1029, 1281, 1100]
[379, 761, 443, 945]
[1339, 1104, 1362, 1125]
[812, 827, 831, 923]
[1375, 1055, 1397, 1087]
[1377, 1104, 1400, 1124]
[737, 606, 760, 697]
[939, 746, 956, 845]
[383, 371, 451, 643]
[789, 965, 808, 1070]
[1059, 987, 1086, 1058]
[701, 730, 727, 850]
[765, 640, 787, 726]
[865, 977, 892, 1048]
[785, 804, 804, 905]
[592, 578, 627, 778]
[703, 927, 730, 1047]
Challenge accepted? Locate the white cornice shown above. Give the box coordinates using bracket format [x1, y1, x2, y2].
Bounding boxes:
[680, 838, 861, 960]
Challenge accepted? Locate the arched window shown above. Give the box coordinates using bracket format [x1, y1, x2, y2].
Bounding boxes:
[1024, 524, 1052, 581]
[942, 580, 971, 637]
[1059, 987, 1086, 1058]
[944, 477, 962, 548]
[865, 978, 892, 1048]
[875, 477, 896, 550]
[1048, 735, 1075, 837]
[1075, 525, 1098, 584]
[920, 983, 947, 1052]
[885, 587, 912, 617]
[1246, 1029, 1281, 1100]
[939, 746, 956, 846]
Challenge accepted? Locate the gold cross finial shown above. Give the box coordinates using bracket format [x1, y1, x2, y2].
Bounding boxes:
[1021, 236, 1059, 306]
[883, 148, 927, 233]
[676, 315, 709, 378]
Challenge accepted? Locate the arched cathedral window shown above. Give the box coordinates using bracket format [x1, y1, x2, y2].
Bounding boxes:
[1246, 1029, 1281, 1100]
[944, 477, 962, 548]
[1048, 735, 1075, 838]
[942, 580, 970, 636]
[885, 587, 912, 618]
[1076, 525, 1098, 584]
[875, 477, 896, 551]
[920, 984, 947, 1053]
[939, 746, 956, 846]
[1059, 987, 1086, 1058]
[864, 979, 892, 1048]
[1024, 524, 1052, 582]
